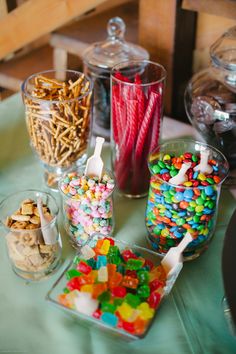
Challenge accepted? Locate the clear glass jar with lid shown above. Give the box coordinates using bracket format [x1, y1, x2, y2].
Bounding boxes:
[185, 26, 236, 173]
[82, 17, 149, 138]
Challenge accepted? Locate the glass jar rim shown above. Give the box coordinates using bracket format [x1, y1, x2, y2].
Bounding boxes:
[58, 166, 116, 199]
[0, 189, 59, 232]
[111, 59, 166, 87]
[148, 138, 229, 187]
[21, 69, 93, 104]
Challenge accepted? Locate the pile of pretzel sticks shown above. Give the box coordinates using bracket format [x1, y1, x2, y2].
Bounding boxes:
[24, 74, 92, 168]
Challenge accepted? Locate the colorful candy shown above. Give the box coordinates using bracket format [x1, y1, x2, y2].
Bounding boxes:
[59, 171, 115, 247]
[146, 149, 227, 257]
[57, 237, 166, 336]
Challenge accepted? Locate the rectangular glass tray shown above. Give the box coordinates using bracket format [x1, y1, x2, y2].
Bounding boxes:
[46, 234, 180, 341]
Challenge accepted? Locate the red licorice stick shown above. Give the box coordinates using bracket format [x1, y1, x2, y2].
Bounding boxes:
[112, 92, 119, 144]
[135, 91, 159, 160]
[115, 100, 138, 191]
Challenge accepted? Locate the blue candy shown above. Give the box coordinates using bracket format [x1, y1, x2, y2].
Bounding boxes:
[160, 168, 169, 174]
[205, 186, 214, 196]
[96, 255, 107, 268]
[183, 189, 194, 199]
[101, 312, 118, 327]
[175, 192, 184, 201]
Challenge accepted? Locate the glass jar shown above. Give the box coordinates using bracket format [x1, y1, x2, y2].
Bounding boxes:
[111, 60, 166, 198]
[21, 70, 93, 190]
[59, 168, 115, 248]
[185, 26, 236, 172]
[145, 140, 229, 260]
[83, 17, 149, 138]
[0, 190, 62, 281]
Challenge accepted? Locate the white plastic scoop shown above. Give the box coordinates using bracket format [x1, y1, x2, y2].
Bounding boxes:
[161, 232, 193, 294]
[169, 162, 191, 185]
[161, 231, 193, 274]
[194, 149, 213, 174]
[37, 198, 57, 245]
[84, 137, 105, 180]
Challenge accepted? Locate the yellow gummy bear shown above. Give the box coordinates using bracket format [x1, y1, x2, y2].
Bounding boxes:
[100, 239, 110, 255]
[137, 302, 154, 320]
[117, 302, 134, 321]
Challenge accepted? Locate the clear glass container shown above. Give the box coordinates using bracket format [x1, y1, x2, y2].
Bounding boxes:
[46, 234, 178, 341]
[59, 168, 115, 248]
[0, 190, 62, 281]
[111, 60, 166, 198]
[185, 26, 236, 172]
[83, 17, 149, 137]
[21, 70, 93, 190]
[145, 140, 229, 260]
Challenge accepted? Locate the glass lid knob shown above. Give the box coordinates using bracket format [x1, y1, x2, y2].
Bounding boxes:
[107, 17, 126, 40]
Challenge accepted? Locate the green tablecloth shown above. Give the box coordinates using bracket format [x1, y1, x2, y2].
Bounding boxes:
[0, 94, 236, 354]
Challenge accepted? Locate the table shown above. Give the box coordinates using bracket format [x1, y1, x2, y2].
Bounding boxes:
[0, 93, 236, 354]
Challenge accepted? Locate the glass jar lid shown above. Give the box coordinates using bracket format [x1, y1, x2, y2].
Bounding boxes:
[210, 26, 236, 82]
[82, 17, 149, 71]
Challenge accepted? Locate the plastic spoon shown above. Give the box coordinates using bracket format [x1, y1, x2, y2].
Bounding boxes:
[161, 231, 193, 274]
[37, 197, 57, 245]
[194, 149, 213, 174]
[161, 232, 193, 294]
[84, 137, 105, 180]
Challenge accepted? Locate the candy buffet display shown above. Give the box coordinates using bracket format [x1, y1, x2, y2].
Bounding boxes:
[0, 190, 62, 280]
[46, 235, 172, 340]
[111, 60, 166, 198]
[21, 70, 92, 189]
[146, 140, 229, 259]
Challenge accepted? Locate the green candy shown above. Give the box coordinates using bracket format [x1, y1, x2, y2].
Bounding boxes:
[207, 201, 215, 209]
[197, 224, 204, 231]
[158, 161, 166, 168]
[107, 246, 121, 265]
[137, 270, 150, 284]
[98, 291, 111, 302]
[196, 197, 204, 206]
[63, 287, 70, 294]
[117, 264, 125, 275]
[153, 226, 161, 235]
[125, 293, 141, 308]
[113, 298, 123, 307]
[176, 218, 185, 226]
[192, 154, 198, 162]
[152, 165, 161, 174]
[87, 258, 96, 269]
[170, 170, 178, 177]
[187, 206, 195, 212]
[126, 258, 143, 270]
[206, 178, 214, 185]
[101, 302, 116, 313]
[137, 284, 150, 298]
[193, 215, 200, 223]
[66, 269, 82, 280]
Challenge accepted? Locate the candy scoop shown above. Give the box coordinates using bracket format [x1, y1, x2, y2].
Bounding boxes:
[84, 137, 105, 180]
[194, 149, 213, 174]
[169, 162, 191, 185]
[37, 197, 57, 245]
[161, 232, 193, 294]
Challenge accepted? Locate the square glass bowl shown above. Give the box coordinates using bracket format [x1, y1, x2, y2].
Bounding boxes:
[46, 234, 179, 340]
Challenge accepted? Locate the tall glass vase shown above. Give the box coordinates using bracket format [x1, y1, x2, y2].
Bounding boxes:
[111, 60, 166, 198]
